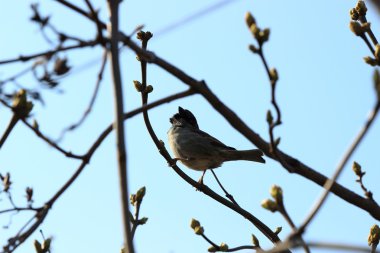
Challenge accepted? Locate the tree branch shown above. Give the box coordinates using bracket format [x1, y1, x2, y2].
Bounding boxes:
[297, 101, 380, 234]
[0, 40, 98, 65]
[107, 1, 134, 253]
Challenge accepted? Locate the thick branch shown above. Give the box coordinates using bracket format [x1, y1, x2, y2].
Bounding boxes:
[107, 1, 134, 253]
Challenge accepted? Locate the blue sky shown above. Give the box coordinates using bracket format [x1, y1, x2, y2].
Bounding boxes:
[0, 0, 379, 252]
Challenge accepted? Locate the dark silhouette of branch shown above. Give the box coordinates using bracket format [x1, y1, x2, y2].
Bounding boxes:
[210, 169, 240, 207]
[0, 66, 34, 86]
[352, 161, 377, 204]
[297, 101, 380, 234]
[107, 1, 134, 253]
[57, 50, 108, 141]
[0, 40, 98, 65]
[22, 119, 84, 159]
[200, 232, 258, 252]
[263, 240, 380, 253]
[369, 0, 380, 14]
[84, 0, 105, 44]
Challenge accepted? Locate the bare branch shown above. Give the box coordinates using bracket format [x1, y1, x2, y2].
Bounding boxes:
[210, 169, 240, 207]
[22, 119, 84, 159]
[107, 1, 134, 252]
[57, 50, 108, 141]
[0, 40, 98, 65]
[297, 101, 380, 234]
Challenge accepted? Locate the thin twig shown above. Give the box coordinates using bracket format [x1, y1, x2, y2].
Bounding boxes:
[0, 207, 39, 215]
[210, 169, 240, 207]
[255, 46, 288, 171]
[201, 233, 257, 252]
[46, 23, 87, 44]
[358, 15, 378, 46]
[263, 240, 380, 253]
[54, 0, 96, 24]
[107, 1, 134, 253]
[22, 119, 84, 159]
[277, 206, 310, 253]
[57, 50, 108, 141]
[354, 169, 377, 204]
[297, 101, 380, 234]
[225, 245, 257, 252]
[0, 66, 34, 86]
[200, 234, 219, 248]
[0, 116, 19, 149]
[84, 0, 105, 44]
[130, 201, 141, 239]
[0, 40, 98, 65]
[360, 34, 375, 55]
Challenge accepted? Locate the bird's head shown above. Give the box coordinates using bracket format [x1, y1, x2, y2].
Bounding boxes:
[170, 107, 199, 129]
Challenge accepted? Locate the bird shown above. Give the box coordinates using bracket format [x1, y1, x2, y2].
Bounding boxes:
[167, 106, 265, 184]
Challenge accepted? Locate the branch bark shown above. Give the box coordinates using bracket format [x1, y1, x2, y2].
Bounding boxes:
[107, 1, 134, 253]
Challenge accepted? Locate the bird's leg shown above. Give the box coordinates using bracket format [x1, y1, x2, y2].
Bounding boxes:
[198, 170, 207, 185]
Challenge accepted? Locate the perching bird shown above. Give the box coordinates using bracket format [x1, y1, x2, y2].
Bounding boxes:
[167, 107, 265, 184]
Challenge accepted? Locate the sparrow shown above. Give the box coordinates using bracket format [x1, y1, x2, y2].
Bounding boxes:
[167, 107, 265, 184]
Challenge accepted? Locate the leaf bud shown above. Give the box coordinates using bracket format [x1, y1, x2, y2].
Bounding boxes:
[133, 80, 143, 92]
[190, 218, 201, 229]
[245, 12, 256, 28]
[261, 199, 278, 212]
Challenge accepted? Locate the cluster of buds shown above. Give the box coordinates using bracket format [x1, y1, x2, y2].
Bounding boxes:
[349, 1, 380, 67]
[136, 31, 153, 42]
[26, 187, 34, 203]
[133, 80, 154, 94]
[12, 89, 34, 119]
[349, 20, 368, 37]
[352, 161, 364, 177]
[261, 185, 284, 213]
[350, 1, 367, 21]
[190, 218, 204, 235]
[129, 187, 148, 225]
[1, 173, 11, 192]
[30, 3, 50, 28]
[245, 12, 270, 51]
[208, 242, 229, 252]
[53, 57, 71, 76]
[130, 186, 146, 206]
[34, 238, 51, 253]
[368, 224, 380, 247]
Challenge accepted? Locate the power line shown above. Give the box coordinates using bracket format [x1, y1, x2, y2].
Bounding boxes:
[72, 0, 240, 74]
[155, 0, 239, 37]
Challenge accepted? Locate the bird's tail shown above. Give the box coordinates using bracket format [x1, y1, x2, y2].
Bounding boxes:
[223, 149, 265, 163]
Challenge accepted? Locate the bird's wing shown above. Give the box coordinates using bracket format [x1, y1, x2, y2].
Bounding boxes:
[195, 129, 236, 151]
